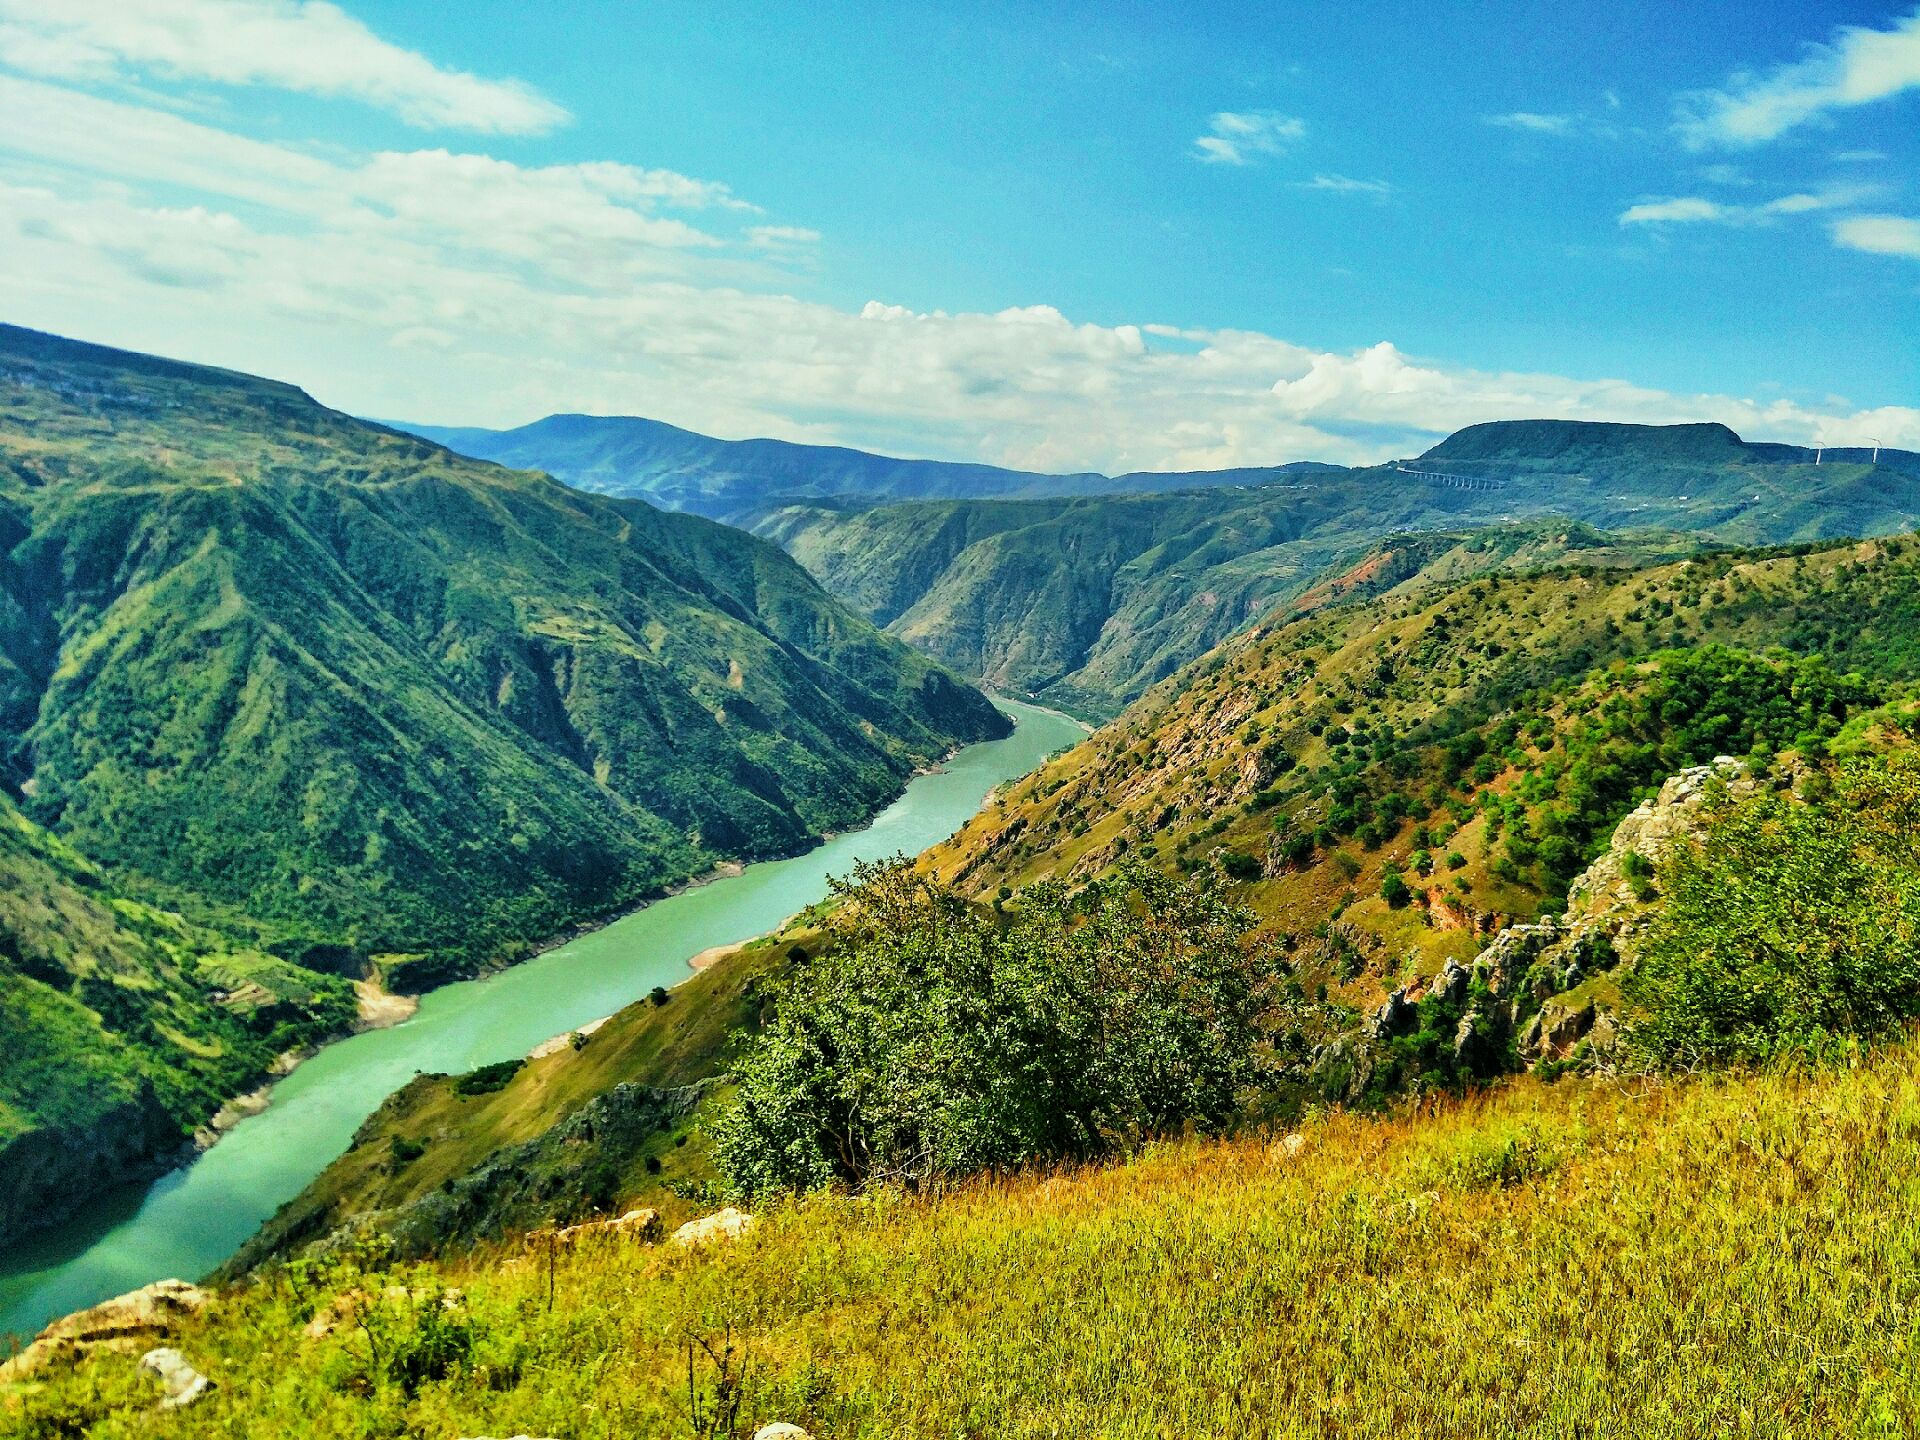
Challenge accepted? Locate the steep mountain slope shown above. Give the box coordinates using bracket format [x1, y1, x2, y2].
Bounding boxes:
[753, 422, 1920, 716]
[0, 324, 1005, 1235]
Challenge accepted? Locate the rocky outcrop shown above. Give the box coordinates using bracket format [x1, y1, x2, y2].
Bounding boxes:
[542, 1206, 662, 1250]
[1316, 757, 1756, 1100]
[138, 1346, 213, 1409]
[671, 1207, 755, 1248]
[0, 1278, 211, 1379]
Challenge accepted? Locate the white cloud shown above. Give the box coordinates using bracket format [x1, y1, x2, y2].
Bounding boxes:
[0, 0, 568, 133]
[1833, 213, 1920, 259]
[1619, 184, 1883, 227]
[1, 77, 1915, 475]
[1834, 148, 1889, 162]
[1486, 111, 1573, 133]
[0, 75, 746, 286]
[1269, 341, 1920, 451]
[1193, 110, 1305, 165]
[746, 225, 822, 248]
[1677, 7, 1920, 148]
[1619, 196, 1733, 225]
[1298, 174, 1392, 198]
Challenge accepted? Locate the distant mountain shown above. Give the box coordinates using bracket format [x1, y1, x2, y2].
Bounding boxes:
[1427, 418, 1919, 477]
[753, 421, 1920, 717]
[0, 324, 1006, 1239]
[399, 412, 1337, 524]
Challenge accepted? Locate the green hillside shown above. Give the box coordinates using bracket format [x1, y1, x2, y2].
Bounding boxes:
[20, 518, 1920, 1435]
[0, 324, 1005, 1239]
[0, 794, 353, 1247]
[751, 423, 1920, 717]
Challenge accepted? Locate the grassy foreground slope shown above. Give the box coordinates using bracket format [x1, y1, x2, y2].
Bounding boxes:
[0, 323, 1004, 1238]
[754, 422, 1920, 716]
[12, 1043, 1920, 1437]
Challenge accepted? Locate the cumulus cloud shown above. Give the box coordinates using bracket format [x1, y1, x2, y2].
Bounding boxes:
[0, 0, 568, 133]
[1677, 7, 1920, 149]
[1193, 110, 1305, 165]
[1833, 214, 1920, 259]
[2, 75, 1915, 475]
[1270, 341, 1920, 451]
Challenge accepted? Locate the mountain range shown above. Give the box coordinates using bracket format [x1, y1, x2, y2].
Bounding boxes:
[398, 412, 1338, 525]
[413, 412, 1920, 717]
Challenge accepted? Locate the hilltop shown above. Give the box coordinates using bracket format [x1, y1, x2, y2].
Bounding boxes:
[0, 324, 1005, 1240]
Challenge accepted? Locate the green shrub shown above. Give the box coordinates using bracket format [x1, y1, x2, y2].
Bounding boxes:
[451, 1059, 524, 1097]
[1218, 851, 1262, 882]
[1629, 756, 1920, 1066]
[713, 861, 1283, 1196]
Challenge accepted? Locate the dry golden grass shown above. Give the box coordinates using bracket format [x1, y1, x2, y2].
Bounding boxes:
[13, 1036, 1920, 1438]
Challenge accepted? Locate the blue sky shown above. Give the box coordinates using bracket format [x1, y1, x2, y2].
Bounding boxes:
[0, 0, 1915, 470]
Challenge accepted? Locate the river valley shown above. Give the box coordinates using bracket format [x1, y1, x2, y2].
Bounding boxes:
[0, 699, 1084, 1342]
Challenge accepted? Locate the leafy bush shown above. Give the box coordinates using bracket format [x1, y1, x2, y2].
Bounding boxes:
[1218, 850, 1262, 882]
[1629, 754, 1920, 1066]
[713, 860, 1282, 1196]
[452, 1059, 524, 1097]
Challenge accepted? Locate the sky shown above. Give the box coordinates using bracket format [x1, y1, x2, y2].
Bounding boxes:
[0, 0, 1916, 473]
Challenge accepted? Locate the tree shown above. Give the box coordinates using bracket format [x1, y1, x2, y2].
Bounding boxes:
[712, 859, 1282, 1197]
